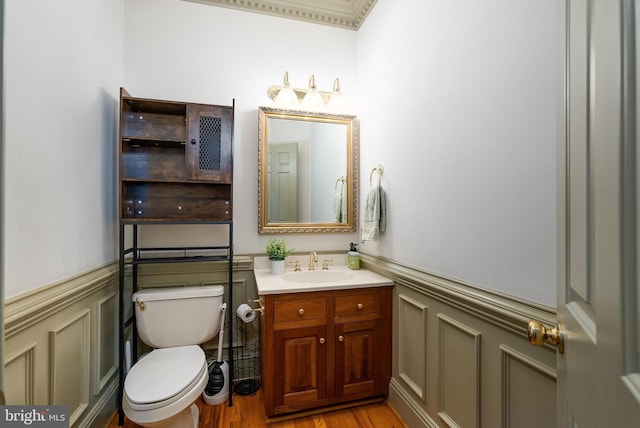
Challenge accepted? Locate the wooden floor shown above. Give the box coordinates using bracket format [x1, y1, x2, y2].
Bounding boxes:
[109, 390, 406, 428]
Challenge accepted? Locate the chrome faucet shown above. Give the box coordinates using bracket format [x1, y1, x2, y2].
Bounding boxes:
[309, 250, 318, 270]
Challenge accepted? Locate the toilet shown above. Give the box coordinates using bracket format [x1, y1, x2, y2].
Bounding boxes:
[123, 285, 225, 428]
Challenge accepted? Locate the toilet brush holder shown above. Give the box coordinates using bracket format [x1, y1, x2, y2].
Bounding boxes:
[202, 360, 229, 405]
[203, 302, 229, 405]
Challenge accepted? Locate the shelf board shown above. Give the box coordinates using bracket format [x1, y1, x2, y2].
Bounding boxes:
[122, 97, 187, 115]
[125, 254, 231, 265]
[119, 218, 233, 224]
[120, 178, 207, 184]
[122, 138, 186, 146]
[122, 244, 232, 265]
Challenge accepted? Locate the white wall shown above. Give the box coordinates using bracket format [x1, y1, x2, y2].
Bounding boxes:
[3, 0, 559, 307]
[123, 0, 359, 255]
[356, 0, 558, 306]
[3, 0, 124, 298]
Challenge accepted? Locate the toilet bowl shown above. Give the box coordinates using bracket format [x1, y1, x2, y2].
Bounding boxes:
[123, 346, 208, 427]
[123, 286, 225, 428]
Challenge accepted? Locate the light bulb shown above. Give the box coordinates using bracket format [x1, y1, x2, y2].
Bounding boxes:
[327, 78, 348, 111]
[302, 75, 324, 110]
[274, 71, 298, 107]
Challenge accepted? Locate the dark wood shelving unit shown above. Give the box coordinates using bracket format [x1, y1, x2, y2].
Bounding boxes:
[117, 88, 235, 425]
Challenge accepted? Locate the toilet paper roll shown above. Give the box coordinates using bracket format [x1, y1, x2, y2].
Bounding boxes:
[236, 303, 256, 323]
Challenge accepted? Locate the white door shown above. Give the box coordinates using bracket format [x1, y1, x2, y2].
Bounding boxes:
[545, 1, 640, 426]
[268, 143, 298, 222]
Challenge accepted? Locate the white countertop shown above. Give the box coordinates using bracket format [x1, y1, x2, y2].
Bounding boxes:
[254, 254, 394, 295]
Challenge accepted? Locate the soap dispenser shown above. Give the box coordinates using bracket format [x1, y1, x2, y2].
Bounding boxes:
[348, 242, 360, 270]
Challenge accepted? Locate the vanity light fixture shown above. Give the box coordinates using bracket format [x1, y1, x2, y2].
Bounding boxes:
[268, 72, 350, 112]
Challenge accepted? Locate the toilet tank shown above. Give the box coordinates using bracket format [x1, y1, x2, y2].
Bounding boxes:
[132, 285, 225, 348]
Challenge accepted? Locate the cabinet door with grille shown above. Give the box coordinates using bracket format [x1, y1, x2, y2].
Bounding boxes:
[186, 104, 233, 183]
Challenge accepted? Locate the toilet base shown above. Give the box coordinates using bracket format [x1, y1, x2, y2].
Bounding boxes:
[136, 404, 198, 428]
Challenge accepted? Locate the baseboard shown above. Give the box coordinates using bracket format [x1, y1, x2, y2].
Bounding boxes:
[77, 377, 118, 428]
[388, 378, 439, 428]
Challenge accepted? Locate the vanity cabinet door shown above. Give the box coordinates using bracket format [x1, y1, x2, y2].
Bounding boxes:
[262, 293, 330, 416]
[334, 288, 392, 400]
[273, 325, 329, 412]
[334, 319, 381, 399]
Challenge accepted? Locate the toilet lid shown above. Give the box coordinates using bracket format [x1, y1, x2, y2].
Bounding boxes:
[124, 345, 206, 406]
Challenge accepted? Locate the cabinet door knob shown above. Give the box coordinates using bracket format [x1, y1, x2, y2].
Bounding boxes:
[357, 303, 363, 310]
[298, 308, 305, 316]
[338, 335, 344, 342]
[190, 139, 196, 145]
[319, 337, 325, 344]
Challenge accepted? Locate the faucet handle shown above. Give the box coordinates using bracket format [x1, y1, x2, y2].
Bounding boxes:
[322, 259, 333, 270]
[289, 260, 301, 271]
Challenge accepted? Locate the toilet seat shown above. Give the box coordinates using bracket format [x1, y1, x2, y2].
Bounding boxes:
[124, 345, 207, 411]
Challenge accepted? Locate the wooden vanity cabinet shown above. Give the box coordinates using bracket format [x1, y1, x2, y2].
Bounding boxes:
[260, 287, 392, 417]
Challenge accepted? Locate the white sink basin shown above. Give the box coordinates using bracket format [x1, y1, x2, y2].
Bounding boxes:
[283, 270, 353, 283]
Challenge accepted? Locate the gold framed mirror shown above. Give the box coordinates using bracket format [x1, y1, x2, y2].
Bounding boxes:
[258, 106, 359, 233]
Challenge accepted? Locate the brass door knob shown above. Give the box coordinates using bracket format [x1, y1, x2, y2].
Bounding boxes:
[338, 335, 344, 342]
[298, 308, 304, 316]
[357, 303, 363, 310]
[528, 320, 564, 354]
[319, 337, 325, 344]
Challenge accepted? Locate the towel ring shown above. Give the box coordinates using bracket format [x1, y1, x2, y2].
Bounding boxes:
[335, 176, 346, 191]
[370, 164, 384, 187]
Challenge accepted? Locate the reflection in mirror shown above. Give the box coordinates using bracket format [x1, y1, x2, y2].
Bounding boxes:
[258, 106, 359, 233]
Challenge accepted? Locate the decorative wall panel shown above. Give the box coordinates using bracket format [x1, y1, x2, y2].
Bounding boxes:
[94, 292, 118, 395]
[398, 294, 428, 401]
[4, 342, 37, 405]
[49, 309, 91, 426]
[500, 345, 556, 428]
[437, 314, 481, 428]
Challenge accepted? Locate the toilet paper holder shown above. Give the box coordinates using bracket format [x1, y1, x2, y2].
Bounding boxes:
[247, 299, 264, 314]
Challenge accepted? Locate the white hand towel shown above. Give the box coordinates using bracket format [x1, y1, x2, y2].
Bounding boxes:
[361, 185, 386, 241]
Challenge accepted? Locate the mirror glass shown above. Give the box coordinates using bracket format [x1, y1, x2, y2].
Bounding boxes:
[258, 106, 359, 233]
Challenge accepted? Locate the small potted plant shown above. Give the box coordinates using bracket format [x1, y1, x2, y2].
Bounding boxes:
[265, 238, 293, 274]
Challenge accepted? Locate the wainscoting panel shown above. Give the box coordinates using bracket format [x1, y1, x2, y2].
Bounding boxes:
[94, 292, 118, 395]
[500, 345, 557, 428]
[49, 309, 91, 425]
[362, 254, 558, 428]
[398, 294, 428, 401]
[4, 341, 36, 405]
[4, 262, 119, 428]
[437, 314, 481, 428]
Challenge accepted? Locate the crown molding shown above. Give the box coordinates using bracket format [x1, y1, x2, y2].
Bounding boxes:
[183, 0, 378, 30]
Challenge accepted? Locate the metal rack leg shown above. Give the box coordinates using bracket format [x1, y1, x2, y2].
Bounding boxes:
[228, 224, 234, 407]
[118, 224, 125, 426]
